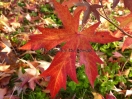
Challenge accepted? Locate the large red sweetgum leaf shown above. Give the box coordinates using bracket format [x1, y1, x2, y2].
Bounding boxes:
[41, 39, 78, 97]
[20, 0, 120, 98]
[78, 36, 102, 87]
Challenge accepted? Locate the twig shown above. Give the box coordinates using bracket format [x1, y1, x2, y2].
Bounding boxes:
[99, 14, 132, 38]
[99, 0, 109, 19]
[121, 58, 129, 71]
[72, 93, 76, 99]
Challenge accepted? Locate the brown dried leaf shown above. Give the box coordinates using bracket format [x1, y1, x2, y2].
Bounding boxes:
[0, 88, 7, 99]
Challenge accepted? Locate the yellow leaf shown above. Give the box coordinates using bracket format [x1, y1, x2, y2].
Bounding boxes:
[92, 92, 104, 99]
[0, 2, 10, 8]
[0, 65, 10, 71]
[0, 15, 9, 29]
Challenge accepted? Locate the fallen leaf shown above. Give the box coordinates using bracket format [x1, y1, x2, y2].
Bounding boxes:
[20, 0, 120, 97]
[0, 88, 7, 99]
[122, 68, 131, 78]
[115, 12, 132, 27]
[0, 76, 11, 87]
[125, 90, 132, 97]
[114, 13, 132, 51]
[112, 51, 123, 58]
[25, 3, 37, 11]
[4, 95, 20, 99]
[0, 2, 10, 8]
[0, 15, 9, 31]
[0, 41, 11, 54]
[0, 64, 10, 71]
[37, 60, 51, 71]
[17, 60, 41, 91]
[0, 69, 15, 80]
[92, 92, 104, 99]
[106, 91, 116, 99]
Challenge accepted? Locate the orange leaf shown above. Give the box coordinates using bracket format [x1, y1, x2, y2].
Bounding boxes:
[115, 13, 132, 51]
[115, 12, 132, 27]
[20, 0, 120, 98]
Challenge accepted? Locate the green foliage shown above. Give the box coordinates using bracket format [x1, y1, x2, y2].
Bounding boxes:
[57, 66, 94, 99]
[40, 4, 53, 13]
[57, 49, 131, 99]
[8, 73, 18, 88]
[20, 86, 49, 99]
[18, 2, 25, 7]
[129, 70, 132, 77]
[92, 42, 119, 57]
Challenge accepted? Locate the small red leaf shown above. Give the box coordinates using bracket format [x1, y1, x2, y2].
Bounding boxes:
[122, 37, 132, 51]
[114, 13, 132, 51]
[124, 0, 132, 12]
[112, 0, 120, 8]
[106, 92, 116, 99]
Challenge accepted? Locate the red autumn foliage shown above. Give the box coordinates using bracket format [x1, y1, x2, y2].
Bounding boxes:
[20, 0, 120, 97]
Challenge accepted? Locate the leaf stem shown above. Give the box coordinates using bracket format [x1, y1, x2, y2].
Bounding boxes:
[121, 58, 129, 71]
[99, 0, 109, 19]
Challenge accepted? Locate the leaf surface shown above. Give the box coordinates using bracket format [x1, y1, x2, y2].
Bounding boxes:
[0, 88, 7, 99]
[20, 0, 120, 98]
[115, 13, 132, 51]
[63, 0, 102, 24]
[115, 12, 132, 27]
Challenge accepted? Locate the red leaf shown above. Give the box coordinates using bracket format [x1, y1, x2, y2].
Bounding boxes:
[115, 12, 132, 27]
[124, 0, 132, 12]
[122, 37, 132, 51]
[76, 1, 102, 23]
[63, 0, 102, 24]
[114, 13, 132, 51]
[106, 92, 116, 99]
[90, 4, 102, 21]
[112, 51, 123, 58]
[112, 0, 132, 12]
[112, 0, 120, 8]
[20, 1, 120, 98]
[0, 88, 7, 99]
